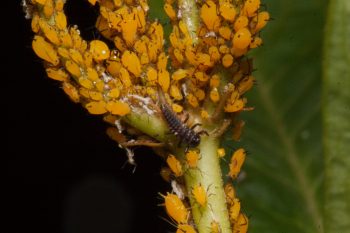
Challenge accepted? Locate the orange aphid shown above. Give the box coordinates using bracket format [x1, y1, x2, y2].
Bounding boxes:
[54, 11, 67, 30]
[172, 103, 183, 113]
[224, 183, 236, 205]
[233, 213, 249, 233]
[252, 11, 270, 33]
[158, 69, 170, 92]
[164, 3, 177, 21]
[243, 0, 261, 17]
[233, 28, 252, 50]
[200, 1, 221, 31]
[210, 220, 221, 233]
[106, 101, 131, 116]
[210, 88, 220, 103]
[167, 154, 183, 177]
[62, 82, 80, 103]
[65, 60, 81, 77]
[234, 16, 249, 32]
[85, 101, 107, 115]
[237, 76, 255, 94]
[217, 148, 225, 158]
[46, 68, 69, 82]
[219, 1, 236, 22]
[89, 40, 110, 61]
[232, 120, 245, 141]
[192, 184, 207, 207]
[162, 193, 188, 224]
[228, 148, 246, 179]
[186, 150, 200, 168]
[250, 36, 263, 48]
[229, 198, 241, 221]
[32, 35, 59, 66]
[122, 50, 141, 77]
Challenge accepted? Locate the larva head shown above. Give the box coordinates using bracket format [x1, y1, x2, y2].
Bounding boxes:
[188, 134, 201, 148]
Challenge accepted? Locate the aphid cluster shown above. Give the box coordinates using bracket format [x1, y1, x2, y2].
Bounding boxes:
[25, 0, 269, 232]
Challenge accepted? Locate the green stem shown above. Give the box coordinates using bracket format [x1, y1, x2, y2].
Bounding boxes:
[180, 136, 232, 233]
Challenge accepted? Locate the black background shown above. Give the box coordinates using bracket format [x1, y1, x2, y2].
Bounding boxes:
[5, 1, 171, 233]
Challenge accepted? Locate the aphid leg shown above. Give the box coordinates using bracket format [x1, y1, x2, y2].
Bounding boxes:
[190, 123, 202, 130]
[211, 119, 232, 138]
[183, 112, 190, 123]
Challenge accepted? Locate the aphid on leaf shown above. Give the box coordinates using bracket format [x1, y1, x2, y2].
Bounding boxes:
[186, 150, 200, 168]
[192, 184, 207, 207]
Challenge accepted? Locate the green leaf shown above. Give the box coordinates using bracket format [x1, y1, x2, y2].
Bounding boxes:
[323, 1, 350, 233]
[222, 1, 328, 233]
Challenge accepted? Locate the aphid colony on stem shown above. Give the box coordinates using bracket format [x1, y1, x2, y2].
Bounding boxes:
[24, 0, 269, 232]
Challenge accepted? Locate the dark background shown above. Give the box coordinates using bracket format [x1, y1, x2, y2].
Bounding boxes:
[5, 1, 170, 233]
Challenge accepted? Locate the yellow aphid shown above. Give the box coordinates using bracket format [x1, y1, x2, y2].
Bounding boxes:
[210, 88, 220, 102]
[192, 184, 207, 207]
[224, 183, 236, 205]
[196, 53, 212, 67]
[113, 36, 127, 52]
[162, 193, 188, 224]
[158, 69, 170, 92]
[176, 224, 197, 233]
[106, 101, 131, 116]
[186, 150, 200, 168]
[85, 101, 107, 115]
[167, 154, 183, 177]
[89, 40, 110, 61]
[62, 82, 80, 103]
[94, 79, 105, 92]
[140, 53, 150, 65]
[252, 11, 270, 33]
[225, 98, 244, 112]
[243, 0, 261, 17]
[157, 52, 168, 71]
[219, 1, 236, 22]
[32, 36, 60, 65]
[238, 76, 255, 94]
[174, 48, 184, 64]
[120, 16, 137, 47]
[46, 68, 69, 82]
[139, 0, 149, 12]
[83, 51, 93, 68]
[59, 31, 73, 48]
[250, 36, 263, 48]
[43, 0, 54, 18]
[79, 87, 90, 99]
[89, 91, 103, 101]
[229, 198, 241, 221]
[146, 67, 157, 85]
[209, 46, 221, 62]
[119, 67, 132, 87]
[69, 49, 84, 65]
[38, 19, 60, 45]
[31, 13, 40, 33]
[65, 60, 81, 77]
[172, 69, 188, 81]
[194, 88, 205, 101]
[148, 22, 164, 49]
[219, 26, 232, 40]
[217, 148, 225, 158]
[170, 85, 183, 100]
[195, 71, 209, 82]
[57, 47, 70, 59]
[164, 3, 177, 21]
[201, 110, 209, 119]
[210, 74, 220, 88]
[122, 51, 141, 77]
[219, 45, 230, 54]
[210, 221, 221, 233]
[179, 20, 190, 37]
[185, 46, 199, 66]
[108, 88, 120, 98]
[232, 120, 245, 141]
[134, 40, 147, 54]
[86, 68, 99, 81]
[172, 103, 183, 113]
[228, 148, 246, 179]
[55, 0, 64, 11]
[234, 16, 249, 32]
[78, 77, 94, 89]
[134, 7, 146, 33]
[106, 57, 122, 77]
[147, 42, 158, 63]
[200, 1, 221, 31]
[233, 28, 252, 50]
[233, 213, 249, 233]
[231, 47, 248, 58]
[222, 54, 234, 67]
[54, 11, 67, 30]
[187, 93, 199, 108]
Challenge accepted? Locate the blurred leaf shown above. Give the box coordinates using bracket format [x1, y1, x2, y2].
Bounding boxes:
[323, 0, 350, 233]
[222, 1, 327, 233]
